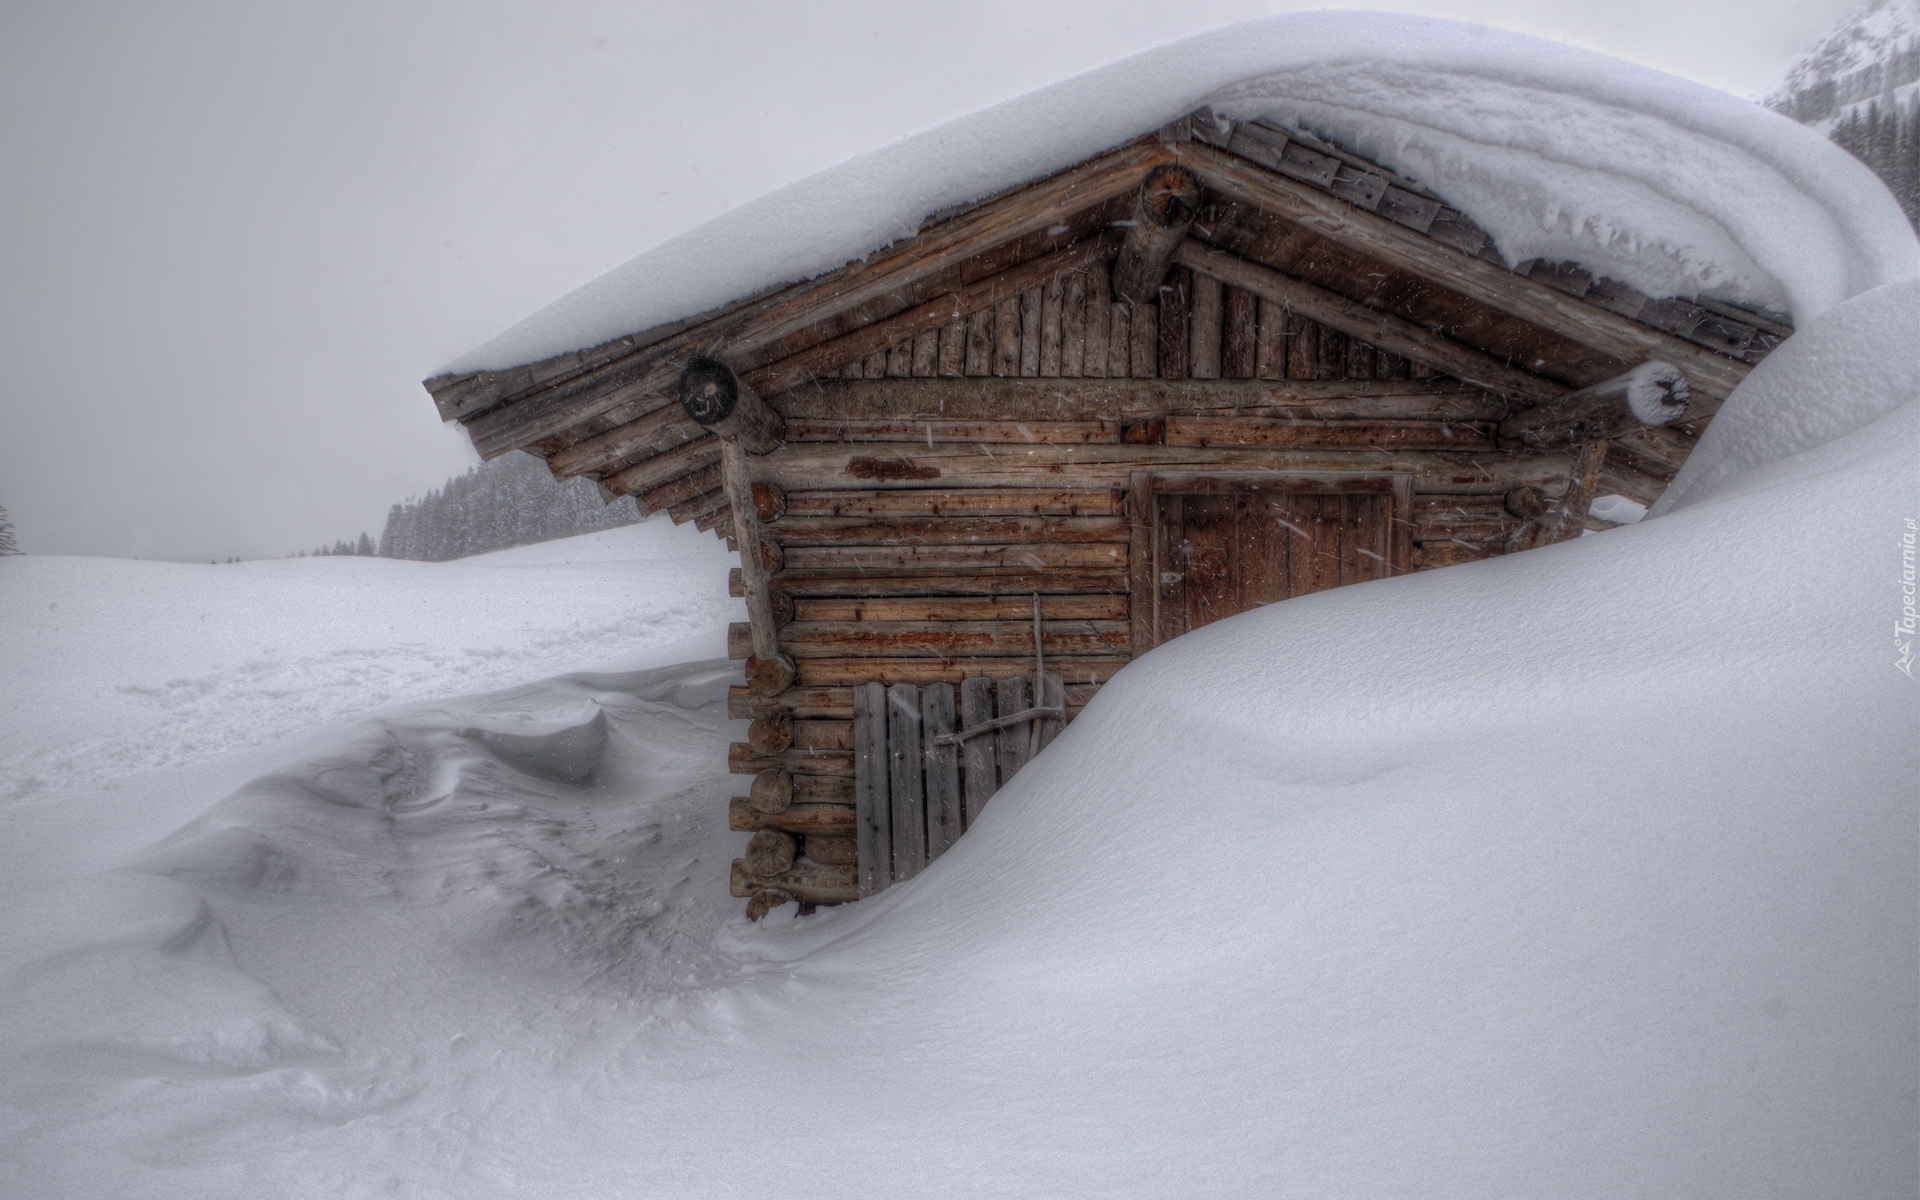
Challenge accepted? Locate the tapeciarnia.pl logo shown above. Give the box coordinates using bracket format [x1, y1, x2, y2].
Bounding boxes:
[1898, 517, 1917, 679]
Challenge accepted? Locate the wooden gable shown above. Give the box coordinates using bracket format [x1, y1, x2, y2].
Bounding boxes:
[423, 109, 1790, 914]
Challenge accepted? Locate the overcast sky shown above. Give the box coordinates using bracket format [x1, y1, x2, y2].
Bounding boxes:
[0, 0, 1861, 560]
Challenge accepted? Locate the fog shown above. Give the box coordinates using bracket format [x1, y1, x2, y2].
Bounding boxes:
[0, 0, 1858, 560]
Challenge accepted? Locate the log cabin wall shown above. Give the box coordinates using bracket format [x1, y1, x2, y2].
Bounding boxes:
[721, 246, 1581, 906]
[425, 111, 1791, 914]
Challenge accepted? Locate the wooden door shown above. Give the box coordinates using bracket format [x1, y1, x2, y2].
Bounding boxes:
[1130, 474, 1411, 652]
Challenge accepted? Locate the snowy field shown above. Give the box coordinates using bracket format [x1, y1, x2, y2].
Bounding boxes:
[5, 11, 1918, 1194]
[2, 283, 1915, 1197]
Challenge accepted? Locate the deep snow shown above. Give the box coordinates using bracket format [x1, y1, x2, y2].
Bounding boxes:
[3, 282, 1915, 1197]
[7, 12, 1919, 1195]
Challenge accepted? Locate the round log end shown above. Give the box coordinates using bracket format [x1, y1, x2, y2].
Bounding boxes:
[745, 653, 797, 697]
[748, 768, 795, 814]
[751, 480, 787, 522]
[1624, 361, 1690, 425]
[678, 356, 739, 427]
[1138, 165, 1203, 230]
[745, 829, 798, 878]
[1504, 486, 1550, 519]
[746, 888, 793, 921]
[769, 590, 795, 628]
[759, 539, 784, 575]
[748, 708, 795, 756]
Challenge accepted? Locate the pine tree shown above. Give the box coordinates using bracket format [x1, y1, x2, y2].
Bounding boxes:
[0, 504, 20, 555]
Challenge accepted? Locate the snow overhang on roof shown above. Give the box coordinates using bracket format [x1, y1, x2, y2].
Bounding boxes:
[440, 11, 1920, 380]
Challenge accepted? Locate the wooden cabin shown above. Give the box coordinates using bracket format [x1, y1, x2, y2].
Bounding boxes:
[423, 109, 1788, 917]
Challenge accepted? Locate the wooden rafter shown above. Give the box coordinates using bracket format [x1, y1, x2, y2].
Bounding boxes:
[1171, 140, 1752, 401]
[447, 140, 1175, 459]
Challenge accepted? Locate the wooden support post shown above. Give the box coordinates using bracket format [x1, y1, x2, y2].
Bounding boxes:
[1498, 362, 1691, 449]
[713, 421, 794, 695]
[1112, 166, 1203, 304]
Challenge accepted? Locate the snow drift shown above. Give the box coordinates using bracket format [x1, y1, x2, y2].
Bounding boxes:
[3, 283, 1912, 1197]
[446, 10, 1920, 376]
[3, 13, 1916, 1197]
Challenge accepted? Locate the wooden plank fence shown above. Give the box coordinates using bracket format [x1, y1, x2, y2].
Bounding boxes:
[854, 671, 1065, 896]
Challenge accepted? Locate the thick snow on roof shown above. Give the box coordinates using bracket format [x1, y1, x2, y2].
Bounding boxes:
[446, 11, 1920, 376]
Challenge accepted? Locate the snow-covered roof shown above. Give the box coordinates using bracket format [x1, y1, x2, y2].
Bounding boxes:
[445, 11, 1920, 377]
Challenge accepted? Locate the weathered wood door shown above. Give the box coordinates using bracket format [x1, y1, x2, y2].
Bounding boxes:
[1130, 473, 1413, 652]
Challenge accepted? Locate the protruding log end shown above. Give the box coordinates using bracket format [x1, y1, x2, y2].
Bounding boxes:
[749, 768, 795, 814]
[730, 859, 858, 903]
[1138, 164, 1204, 231]
[744, 829, 798, 878]
[1504, 486, 1550, 519]
[678, 356, 786, 453]
[745, 653, 797, 697]
[748, 709, 794, 756]
[1621, 361, 1690, 425]
[751, 480, 787, 522]
[1112, 166, 1203, 305]
[1498, 361, 1691, 449]
[745, 888, 792, 921]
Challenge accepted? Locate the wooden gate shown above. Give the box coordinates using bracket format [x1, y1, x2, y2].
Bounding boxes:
[853, 671, 1065, 896]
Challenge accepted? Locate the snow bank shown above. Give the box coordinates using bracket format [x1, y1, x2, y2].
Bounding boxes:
[446, 11, 1920, 375]
[1654, 277, 1920, 512]
[3, 260, 1910, 1196]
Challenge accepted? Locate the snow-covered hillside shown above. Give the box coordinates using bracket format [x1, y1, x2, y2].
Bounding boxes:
[1766, 0, 1920, 130]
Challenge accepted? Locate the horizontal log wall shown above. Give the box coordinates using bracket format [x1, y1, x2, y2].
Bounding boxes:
[727, 257, 1602, 904]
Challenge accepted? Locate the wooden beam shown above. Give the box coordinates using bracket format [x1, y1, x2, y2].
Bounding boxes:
[1498, 362, 1690, 449]
[750, 441, 1579, 496]
[728, 619, 1130, 659]
[599, 438, 719, 499]
[1171, 240, 1561, 404]
[1112, 165, 1203, 304]
[778, 487, 1126, 520]
[739, 567, 1129, 599]
[773, 376, 1503, 422]
[1172, 141, 1751, 400]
